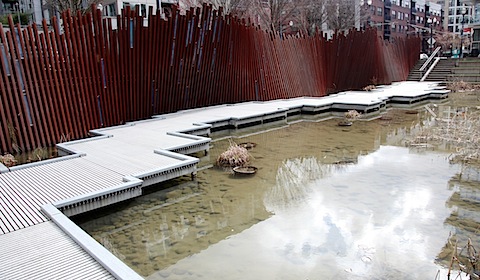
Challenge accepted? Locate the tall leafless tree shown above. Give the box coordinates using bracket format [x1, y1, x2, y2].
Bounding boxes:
[297, 0, 328, 35]
[182, 0, 359, 35]
[252, 0, 299, 33]
[324, 0, 356, 31]
[181, 0, 250, 16]
[249, 0, 359, 34]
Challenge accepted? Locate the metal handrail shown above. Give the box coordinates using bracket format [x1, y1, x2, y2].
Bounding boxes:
[419, 46, 442, 72]
[420, 57, 441, 82]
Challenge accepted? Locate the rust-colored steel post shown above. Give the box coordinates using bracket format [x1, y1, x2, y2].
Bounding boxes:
[0, 6, 421, 153]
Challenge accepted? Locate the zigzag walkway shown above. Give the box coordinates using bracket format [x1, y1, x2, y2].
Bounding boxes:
[0, 81, 449, 279]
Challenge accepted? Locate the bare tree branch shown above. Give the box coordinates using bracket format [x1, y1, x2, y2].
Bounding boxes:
[324, 0, 356, 31]
[249, 0, 305, 33]
[297, 0, 329, 35]
[181, 0, 360, 35]
[43, 0, 99, 14]
[181, 0, 250, 16]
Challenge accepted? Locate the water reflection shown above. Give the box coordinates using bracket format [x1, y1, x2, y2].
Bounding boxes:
[148, 146, 460, 280]
[264, 157, 341, 213]
[76, 110, 479, 279]
[436, 167, 480, 276]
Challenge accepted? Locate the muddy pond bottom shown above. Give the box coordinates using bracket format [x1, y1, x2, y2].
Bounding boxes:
[77, 116, 472, 280]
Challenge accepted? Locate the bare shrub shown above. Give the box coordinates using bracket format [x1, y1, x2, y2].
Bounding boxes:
[0, 153, 17, 167]
[436, 235, 480, 280]
[31, 147, 50, 161]
[345, 110, 362, 121]
[447, 81, 480, 92]
[411, 105, 480, 166]
[363, 85, 376, 91]
[216, 140, 251, 168]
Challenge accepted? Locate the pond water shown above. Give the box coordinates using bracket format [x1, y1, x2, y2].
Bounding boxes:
[76, 106, 480, 279]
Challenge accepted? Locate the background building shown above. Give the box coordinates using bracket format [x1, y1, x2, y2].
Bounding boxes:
[358, 0, 443, 54]
[1, 0, 478, 56]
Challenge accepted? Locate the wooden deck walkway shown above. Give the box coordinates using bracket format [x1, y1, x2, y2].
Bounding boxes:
[0, 81, 449, 279]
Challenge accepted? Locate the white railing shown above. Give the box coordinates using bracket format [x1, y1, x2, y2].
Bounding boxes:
[419, 46, 442, 72]
[420, 57, 441, 82]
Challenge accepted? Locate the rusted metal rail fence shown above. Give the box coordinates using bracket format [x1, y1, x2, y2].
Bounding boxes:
[0, 5, 420, 153]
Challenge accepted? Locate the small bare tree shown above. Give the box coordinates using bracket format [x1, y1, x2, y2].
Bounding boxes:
[436, 32, 472, 54]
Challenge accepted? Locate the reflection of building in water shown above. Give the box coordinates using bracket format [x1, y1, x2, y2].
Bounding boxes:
[264, 157, 340, 213]
[437, 167, 480, 267]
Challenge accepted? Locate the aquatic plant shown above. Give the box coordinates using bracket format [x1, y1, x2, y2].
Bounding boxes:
[363, 84, 376, 91]
[436, 234, 479, 280]
[30, 147, 50, 161]
[345, 110, 362, 121]
[7, 122, 21, 153]
[216, 140, 251, 168]
[427, 106, 480, 166]
[0, 153, 17, 167]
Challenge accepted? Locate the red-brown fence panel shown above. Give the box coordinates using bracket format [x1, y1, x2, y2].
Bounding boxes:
[0, 5, 420, 154]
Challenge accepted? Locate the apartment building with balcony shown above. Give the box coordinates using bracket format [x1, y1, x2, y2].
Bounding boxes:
[359, 0, 443, 54]
[445, 0, 480, 55]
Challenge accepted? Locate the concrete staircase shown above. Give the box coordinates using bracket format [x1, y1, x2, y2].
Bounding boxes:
[447, 58, 480, 84]
[406, 57, 476, 83]
[406, 59, 426, 81]
[422, 58, 456, 82]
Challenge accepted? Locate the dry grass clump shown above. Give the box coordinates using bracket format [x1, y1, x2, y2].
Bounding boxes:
[447, 81, 480, 92]
[0, 153, 17, 167]
[30, 147, 49, 161]
[411, 105, 480, 166]
[216, 140, 251, 168]
[448, 85, 480, 108]
[431, 109, 480, 165]
[363, 85, 376, 91]
[436, 234, 480, 280]
[345, 110, 362, 121]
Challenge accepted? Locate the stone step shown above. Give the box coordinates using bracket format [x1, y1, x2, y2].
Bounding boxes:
[452, 68, 480, 74]
[448, 75, 480, 82]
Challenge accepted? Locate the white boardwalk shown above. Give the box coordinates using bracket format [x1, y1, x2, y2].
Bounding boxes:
[0, 221, 115, 280]
[0, 81, 448, 279]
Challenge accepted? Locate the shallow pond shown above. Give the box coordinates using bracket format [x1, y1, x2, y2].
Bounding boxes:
[76, 106, 480, 279]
